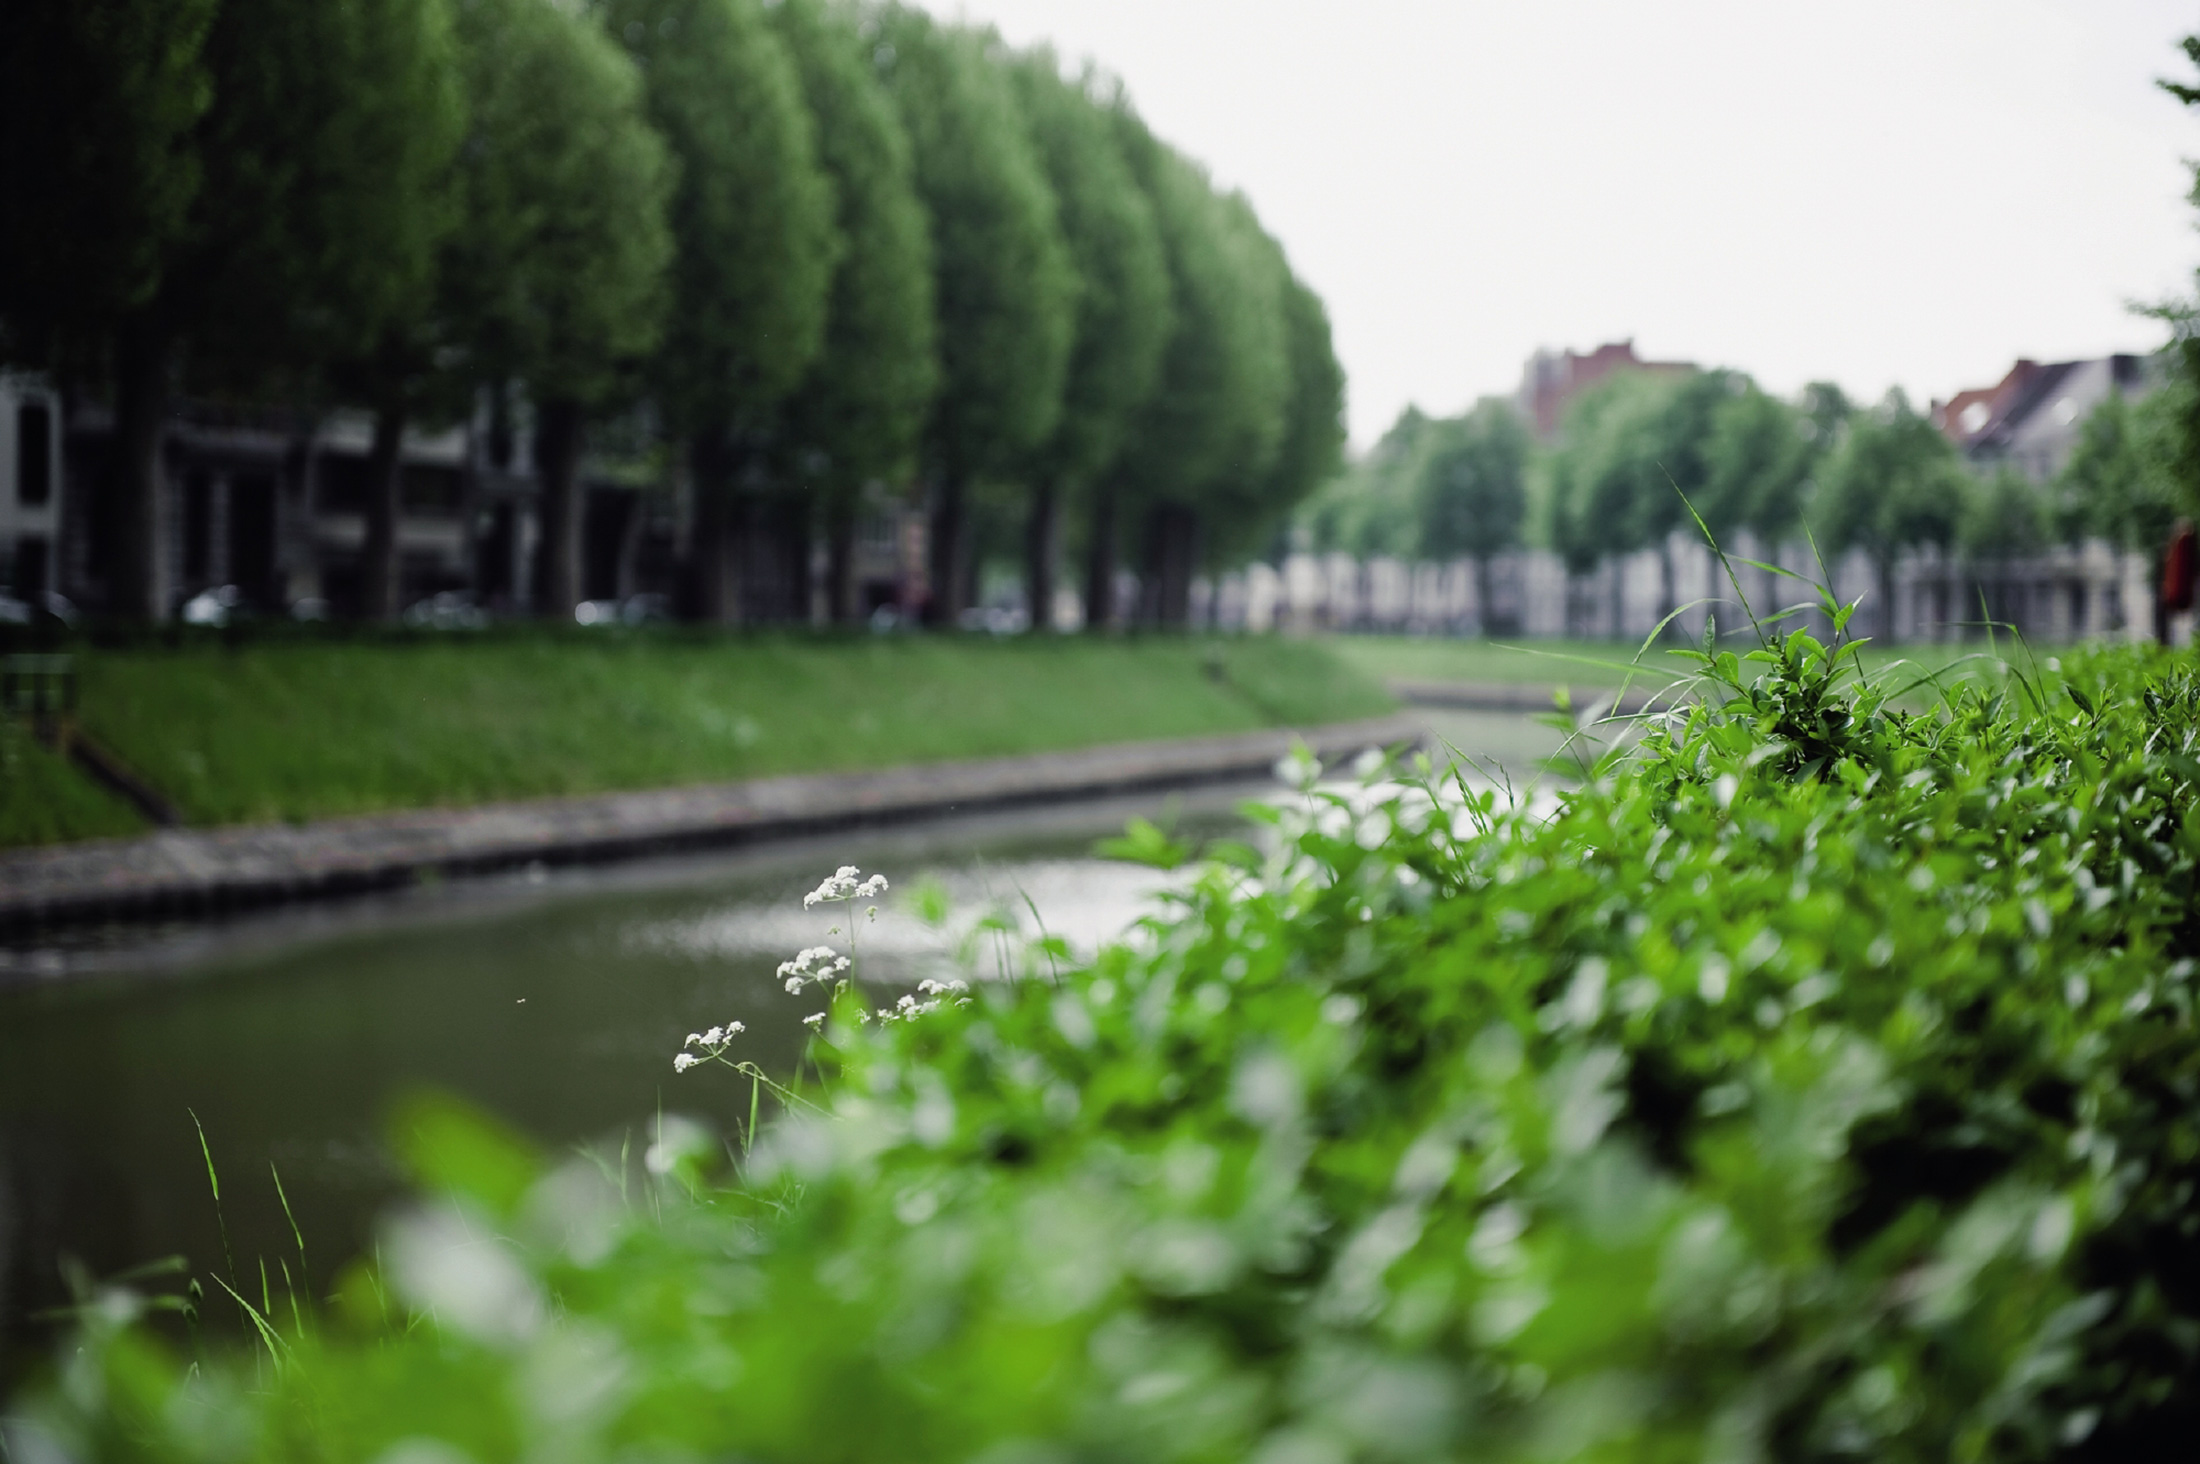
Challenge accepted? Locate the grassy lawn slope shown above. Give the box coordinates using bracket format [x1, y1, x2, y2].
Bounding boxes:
[54, 633, 1392, 837]
[0, 719, 145, 847]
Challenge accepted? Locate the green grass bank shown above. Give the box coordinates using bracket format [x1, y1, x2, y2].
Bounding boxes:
[1, 633, 1394, 848]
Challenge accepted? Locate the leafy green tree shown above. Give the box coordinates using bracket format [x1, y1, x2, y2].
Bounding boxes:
[2152, 38, 2200, 514]
[0, 0, 462, 620]
[1234, 274, 1346, 561]
[871, 6, 1075, 624]
[437, 0, 673, 619]
[1799, 380, 1855, 449]
[1416, 399, 1528, 630]
[1301, 407, 1432, 560]
[0, 0, 215, 620]
[1961, 467, 2046, 559]
[607, 0, 838, 623]
[195, 0, 466, 620]
[1098, 116, 1287, 627]
[768, 0, 937, 625]
[1701, 382, 1814, 542]
[1811, 391, 1971, 636]
[1547, 369, 1711, 619]
[1006, 52, 1170, 632]
[2056, 383, 2192, 640]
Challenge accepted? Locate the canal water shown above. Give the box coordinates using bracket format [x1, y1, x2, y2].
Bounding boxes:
[0, 709, 1570, 1378]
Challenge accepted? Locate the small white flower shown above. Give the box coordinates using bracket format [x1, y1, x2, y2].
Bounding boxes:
[785, 977, 804, 994]
[673, 1053, 698, 1073]
[803, 1012, 825, 1028]
[701, 1025, 725, 1046]
[857, 875, 888, 898]
[684, 1032, 703, 1048]
[725, 1020, 745, 1035]
[832, 956, 850, 972]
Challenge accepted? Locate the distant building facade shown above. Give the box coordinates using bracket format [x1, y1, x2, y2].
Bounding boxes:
[0, 372, 924, 622]
[1931, 354, 2153, 483]
[0, 374, 63, 599]
[1514, 339, 1695, 440]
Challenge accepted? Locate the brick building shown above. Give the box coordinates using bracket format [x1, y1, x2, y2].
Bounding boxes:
[1513, 339, 1696, 441]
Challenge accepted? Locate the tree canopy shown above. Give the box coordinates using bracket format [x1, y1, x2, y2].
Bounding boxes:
[607, 0, 836, 443]
[442, 0, 674, 616]
[1416, 399, 1529, 564]
[1, 0, 1343, 625]
[770, 0, 937, 499]
[869, 6, 1075, 620]
[0, 0, 216, 369]
[1811, 392, 1969, 565]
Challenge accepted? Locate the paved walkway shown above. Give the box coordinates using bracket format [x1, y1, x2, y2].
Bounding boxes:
[0, 714, 1426, 929]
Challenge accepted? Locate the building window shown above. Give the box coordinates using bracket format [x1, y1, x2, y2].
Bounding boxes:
[12, 536, 48, 595]
[16, 402, 51, 505]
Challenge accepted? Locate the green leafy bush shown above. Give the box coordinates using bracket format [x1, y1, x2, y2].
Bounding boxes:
[16, 629, 2200, 1461]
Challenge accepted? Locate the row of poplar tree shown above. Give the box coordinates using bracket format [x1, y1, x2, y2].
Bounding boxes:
[1308, 367, 2191, 632]
[0, 0, 1345, 626]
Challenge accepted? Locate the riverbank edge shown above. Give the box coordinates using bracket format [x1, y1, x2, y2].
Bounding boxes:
[0, 713, 1429, 933]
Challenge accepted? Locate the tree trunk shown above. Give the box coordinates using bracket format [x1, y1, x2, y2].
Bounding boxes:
[1876, 554, 1897, 645]
[110, 314, 173, 621]
[1083, 484, 1117, 634]
[1024, 478, 1058, 633]
[686, 433, 737, 625]
[1136, 505, 1164, 627]
[826, 497, 858, 625]
[534, 397, 585, 620]
[1158, 505, 1197, 628]
[927, 473, 966, 627]
[362, 402, 406, 621]
[782, 493, 814, 624]
[1658, 535, 1678, 640]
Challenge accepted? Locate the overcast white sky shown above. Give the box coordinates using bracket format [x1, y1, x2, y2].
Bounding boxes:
[919, 0, 2200, 447]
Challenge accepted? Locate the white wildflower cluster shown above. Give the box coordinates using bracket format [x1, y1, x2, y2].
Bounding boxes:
[879, 977, 971, 1024]
[779, 945, 849, 993]
[673, 862, 955, 1075]
[805, 865, 889, 910]
[673, 1020, 746, 1073]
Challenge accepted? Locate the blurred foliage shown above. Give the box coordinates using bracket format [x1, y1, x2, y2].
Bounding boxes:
[606, 0, 836, 443]
[1811, 391, 1969, 592]
[23, 625, 2200, 1458]
[767, 0, 939, 611]
[2053, 383, 2190, 556]
[1303, 406, 1440, 559]
[1416, 402, 1529, 632]
[444, 0, 672, 412]
[1550, 370, 1822, 573]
